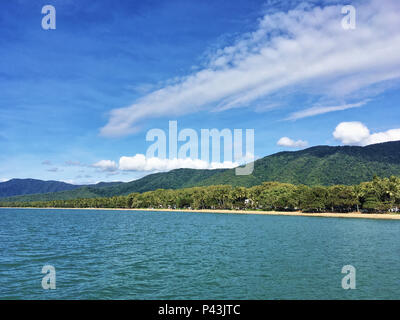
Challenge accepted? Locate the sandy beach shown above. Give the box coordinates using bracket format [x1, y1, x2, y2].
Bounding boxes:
[2, 207, 400, 220]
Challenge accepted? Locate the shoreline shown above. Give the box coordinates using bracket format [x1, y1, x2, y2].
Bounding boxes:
[1, 207, 400, 220]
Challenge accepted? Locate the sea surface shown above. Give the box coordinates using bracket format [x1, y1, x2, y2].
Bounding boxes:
[0, 208, 399, 299]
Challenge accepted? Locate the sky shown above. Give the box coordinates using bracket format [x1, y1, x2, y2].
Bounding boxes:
[1, 0, 400, 184]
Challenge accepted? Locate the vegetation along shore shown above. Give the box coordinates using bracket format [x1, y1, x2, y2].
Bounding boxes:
[1, 176, 399, 216]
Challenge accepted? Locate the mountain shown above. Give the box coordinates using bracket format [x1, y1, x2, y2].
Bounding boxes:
[3, 141, 400, 202]
[199, 141, 400, 187]
[0, 179, 122, 199]
[1, 170, 225, 202]
[0, 179, 82, 198]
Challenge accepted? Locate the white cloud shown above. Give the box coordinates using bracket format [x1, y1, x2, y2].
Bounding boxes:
[60, 179, 84, 185]
[118, 154, 240, 172]
[333, 122, 400, 146]
[93, 152, 254, 173]
[286, 100, 368, 120]
[101, 0, 400, 137]
[0, 178, 10, 183]
[277, 137, 308, 148]
[92, 160, 118, 172]
[367, 129, 400, 145]
[333, 122, 370, 145]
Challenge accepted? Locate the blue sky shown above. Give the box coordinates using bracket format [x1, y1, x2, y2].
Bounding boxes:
[1, 0, 400, 184]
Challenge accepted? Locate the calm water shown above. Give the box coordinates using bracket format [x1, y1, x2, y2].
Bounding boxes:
[0, 208, 399, 299]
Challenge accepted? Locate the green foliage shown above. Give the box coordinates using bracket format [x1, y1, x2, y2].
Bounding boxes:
[2, 176, 399, 214]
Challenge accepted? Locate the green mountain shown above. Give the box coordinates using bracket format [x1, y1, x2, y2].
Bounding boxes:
[3, 141, 400, 202]
[199, 141, 400, 187]
[0, 179, 122, 199]
[0, 179, 83, 198]
[1, 170, 225, 202]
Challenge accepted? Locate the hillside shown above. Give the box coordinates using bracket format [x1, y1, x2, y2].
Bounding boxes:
[199, 141, 400, 187]
[3, 141, 400, 202]
[0, 179, 83, 198]
[1, 170, 225, 202]
[0, 179, 122, 199]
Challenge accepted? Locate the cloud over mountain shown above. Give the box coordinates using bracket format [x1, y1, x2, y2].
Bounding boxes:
[277, 137, 308, 148]
[333, 122, 400, 146]
[119, 154, 239, 172]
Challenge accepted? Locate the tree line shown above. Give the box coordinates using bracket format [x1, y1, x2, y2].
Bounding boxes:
[1, 176, 400, 214]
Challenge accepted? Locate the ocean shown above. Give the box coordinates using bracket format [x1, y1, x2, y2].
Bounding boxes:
[0, 208, 399, 299]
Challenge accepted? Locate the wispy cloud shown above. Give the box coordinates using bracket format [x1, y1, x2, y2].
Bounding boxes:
[285, 100, 369, 121]
[92, 160, 118, 172]
[100, 0, 400, 137]
[65, 160, 84, 167]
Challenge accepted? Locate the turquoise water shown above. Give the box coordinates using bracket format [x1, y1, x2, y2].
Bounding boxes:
[0, 208, 399, 299]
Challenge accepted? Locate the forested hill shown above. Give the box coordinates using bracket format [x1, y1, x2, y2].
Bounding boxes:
[200, 140, 400, 187]
[1, 169, 226, 202]
[3, 141, 400, 202]
[0, 179, 82, 198]
[0, 179, 122, 199]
